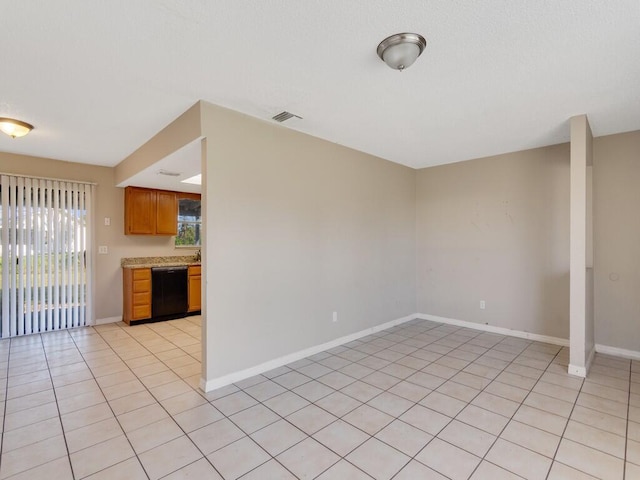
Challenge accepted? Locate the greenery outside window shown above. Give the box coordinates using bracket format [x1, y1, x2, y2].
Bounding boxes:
[175, 194, 201, 247]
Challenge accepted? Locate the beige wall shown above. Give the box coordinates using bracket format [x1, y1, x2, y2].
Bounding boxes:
[593, 130, 640, 350]
[201, 102, 416, 382]
[416, 144, 571, 339]
[0, 152, 179, 321]
[4, 100, 639, 384]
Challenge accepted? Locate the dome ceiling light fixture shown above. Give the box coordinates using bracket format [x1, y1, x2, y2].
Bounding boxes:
[377, 32, 427, 71]
[0, 117, 34, 138]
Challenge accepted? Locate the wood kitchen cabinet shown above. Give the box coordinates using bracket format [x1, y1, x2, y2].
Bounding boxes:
[188, 265, 201, 312]
[123, 268, 152, 324]
[125, 186, 178, 235]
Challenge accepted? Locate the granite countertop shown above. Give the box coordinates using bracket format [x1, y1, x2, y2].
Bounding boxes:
[121, 255, 201, 269]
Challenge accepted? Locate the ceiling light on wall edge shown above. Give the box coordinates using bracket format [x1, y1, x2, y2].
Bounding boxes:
[181, 174, 201, 185]
[0, 117, 34, 138]
[377, 33, 426, 71]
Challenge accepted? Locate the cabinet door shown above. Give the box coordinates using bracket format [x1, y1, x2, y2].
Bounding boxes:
[188, 274, 201, 312]
[125, 187, 156, 234]
[156, 190, 178, 235]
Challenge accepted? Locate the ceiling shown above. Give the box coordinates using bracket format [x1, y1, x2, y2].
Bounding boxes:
[1, 1, 639, 172]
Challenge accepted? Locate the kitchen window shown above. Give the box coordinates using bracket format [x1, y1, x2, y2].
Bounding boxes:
[175, 194, 201, 247]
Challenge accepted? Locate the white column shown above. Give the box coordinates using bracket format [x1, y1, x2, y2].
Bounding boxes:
[569, 114, 595, 377]
[199, 138, 209, 392]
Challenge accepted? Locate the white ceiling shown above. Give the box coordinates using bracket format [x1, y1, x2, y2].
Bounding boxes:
[1, 1, 639, 171]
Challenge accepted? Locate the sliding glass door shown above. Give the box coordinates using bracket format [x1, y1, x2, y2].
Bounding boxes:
[0, 174, 94, 338]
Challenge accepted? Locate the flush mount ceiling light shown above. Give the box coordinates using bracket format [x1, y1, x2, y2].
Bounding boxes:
[377, 32, 427, 71]
[0, 117, 34, 138]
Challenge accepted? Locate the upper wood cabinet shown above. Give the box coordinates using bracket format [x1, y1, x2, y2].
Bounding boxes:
[125, 187, 155, 234]
[125, 186, 178, 235]
[156, 190, 179, 235]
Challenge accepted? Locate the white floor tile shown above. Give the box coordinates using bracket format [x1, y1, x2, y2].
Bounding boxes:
[0, 318, 637, 480]
[277, 437, 339, 479]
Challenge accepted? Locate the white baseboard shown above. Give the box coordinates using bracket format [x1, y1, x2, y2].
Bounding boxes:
[200, 312, 640, 392]
[416, 313, 569, 347]
[201, 313, 418, 392]
[94, 316, 122, 325]
[569, 344, 596, 377]
[568, 364, 587, 377]
[596, 343, 640, 361]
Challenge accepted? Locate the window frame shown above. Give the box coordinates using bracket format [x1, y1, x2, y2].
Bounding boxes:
[175, 192, 201, 249]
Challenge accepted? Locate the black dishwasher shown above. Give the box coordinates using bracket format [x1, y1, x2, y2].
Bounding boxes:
[151, 266, 188, 320]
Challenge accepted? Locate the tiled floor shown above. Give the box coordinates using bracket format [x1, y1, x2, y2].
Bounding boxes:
[0, 317, 638, 479]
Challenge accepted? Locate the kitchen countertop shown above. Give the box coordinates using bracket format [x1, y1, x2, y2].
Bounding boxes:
[121, 255, 201, 269]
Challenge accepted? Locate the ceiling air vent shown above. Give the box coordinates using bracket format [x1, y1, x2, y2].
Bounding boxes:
[272, 111, 302, 123]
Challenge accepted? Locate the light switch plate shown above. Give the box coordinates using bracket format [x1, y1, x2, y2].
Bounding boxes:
[98, 246, 108, 254]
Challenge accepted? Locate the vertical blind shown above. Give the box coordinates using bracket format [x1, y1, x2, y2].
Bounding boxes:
[0, 174, 94, 338]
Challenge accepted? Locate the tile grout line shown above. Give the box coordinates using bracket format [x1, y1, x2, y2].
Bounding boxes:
[86, 321, 227, 480]
[424, 329, 569, 473]
[438, 334, 566, 480]
[333, 324, 543, 477]
[213, 371, 310, 478]
[66, 326, 152, 480]
[547, 357, 631, 479]
[236, 327, 632, 480]
[315, 335, 436, 475]
[228, 320, 465, 479]
[119, 319, 201, 366]
[2, 318, 635, 480]
[240, 321, 546, 479]
[385, 325, 527, 479]
[540, 350, 584, 480]
[100, 320, 240, 478]
[37, 332, 76, 479]
[227, 332, 431, 478]
[106, 318, 288, 475]
[307, 321, 479, 479]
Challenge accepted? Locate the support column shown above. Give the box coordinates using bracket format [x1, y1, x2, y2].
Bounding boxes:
[569, 114, 595, 377]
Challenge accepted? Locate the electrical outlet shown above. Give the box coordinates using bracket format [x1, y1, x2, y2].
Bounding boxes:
[98, 246, 108, 254]
[480, 300, 486, 309]
[332, 311, 338, 323]
[104, 217, 111, 226]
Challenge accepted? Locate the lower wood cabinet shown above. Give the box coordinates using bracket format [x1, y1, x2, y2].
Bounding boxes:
[123, 264, 201, 325]
[123, 268, 152, 324]
[188, 265, 201, 312]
